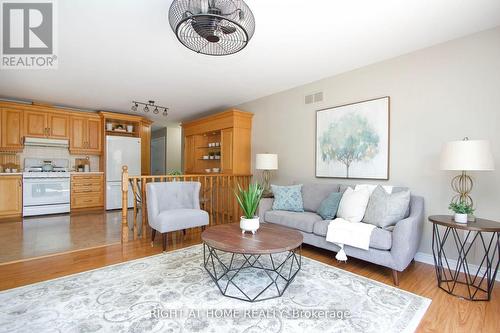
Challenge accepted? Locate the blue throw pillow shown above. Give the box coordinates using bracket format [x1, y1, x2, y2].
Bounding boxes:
[271, 184, 304, 212]
[316, 191, 343, 220]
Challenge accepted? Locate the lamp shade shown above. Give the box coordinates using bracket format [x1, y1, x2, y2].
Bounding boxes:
[440, 139, 495, 171]
[256, 154, 278, 170]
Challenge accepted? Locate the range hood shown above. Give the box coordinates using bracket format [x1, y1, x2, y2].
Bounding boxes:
[24, 137, 69, 148]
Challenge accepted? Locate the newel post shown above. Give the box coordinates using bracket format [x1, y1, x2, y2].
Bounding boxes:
[121, 165, 129, 243]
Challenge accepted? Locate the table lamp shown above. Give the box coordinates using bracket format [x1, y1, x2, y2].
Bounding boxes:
[440, 137, 494, 211]
[255, 153, 278, 197]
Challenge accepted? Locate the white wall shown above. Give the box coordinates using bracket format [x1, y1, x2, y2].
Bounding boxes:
[237, 27, 500, 258]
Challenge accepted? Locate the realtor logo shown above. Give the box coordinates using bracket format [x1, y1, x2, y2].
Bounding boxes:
[1, 0, 58, 69]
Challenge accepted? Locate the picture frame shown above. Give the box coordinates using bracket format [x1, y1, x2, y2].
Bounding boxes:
[315, 96, 390, 180]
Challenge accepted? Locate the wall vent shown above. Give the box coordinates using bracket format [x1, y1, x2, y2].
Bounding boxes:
[304, 91, 323, 105]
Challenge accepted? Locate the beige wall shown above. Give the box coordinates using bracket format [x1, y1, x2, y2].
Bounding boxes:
[166, 126, 182, 173]
[237, 27, 500, 258]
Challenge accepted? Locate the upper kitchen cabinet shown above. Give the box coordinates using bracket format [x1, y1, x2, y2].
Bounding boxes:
[181, 109, 253, 175]
[24, 110, 69, 139]
[70, 115, 102, 155]
[0, 108, 23, 151]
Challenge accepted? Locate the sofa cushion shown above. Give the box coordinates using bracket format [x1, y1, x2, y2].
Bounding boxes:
[301, 183, 340, 212]
[264, 210, 322, 233]
[271, 184, 304, 212]
[316, 191, 343, 220]
[312, 220, 392, 250]
[363, 185, 411, 228]
[337, 187, 371, 223]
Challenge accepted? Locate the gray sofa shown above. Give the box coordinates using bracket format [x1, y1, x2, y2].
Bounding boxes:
[258, 183, 424, 285]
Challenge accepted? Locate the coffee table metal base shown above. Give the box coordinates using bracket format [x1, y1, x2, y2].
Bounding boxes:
[203, 243, 301, 302]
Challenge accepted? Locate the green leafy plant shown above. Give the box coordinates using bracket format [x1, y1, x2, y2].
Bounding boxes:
[234, 183, 263, 219]
[449, 202, 474, 215]
[168, 170, 182, 176]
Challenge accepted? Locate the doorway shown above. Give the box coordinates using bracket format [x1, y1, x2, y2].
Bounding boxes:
[151, 136, 166, 175]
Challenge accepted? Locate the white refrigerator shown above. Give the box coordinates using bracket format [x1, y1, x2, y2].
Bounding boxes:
[106, 136, 141, 210]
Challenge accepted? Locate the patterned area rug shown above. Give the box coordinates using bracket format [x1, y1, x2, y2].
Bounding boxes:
[0, 245, 430, 333]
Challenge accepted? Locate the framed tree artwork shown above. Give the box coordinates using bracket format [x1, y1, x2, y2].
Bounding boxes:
[316, 96, 390, 179]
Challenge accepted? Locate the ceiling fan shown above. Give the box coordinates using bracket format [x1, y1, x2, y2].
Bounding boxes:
[169, 0, 255, 56]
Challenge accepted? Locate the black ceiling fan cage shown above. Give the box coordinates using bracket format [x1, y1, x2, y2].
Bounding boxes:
[169, 0, 255, 56]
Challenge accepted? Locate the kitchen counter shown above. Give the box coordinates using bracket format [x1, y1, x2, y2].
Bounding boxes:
[0, 173, 22, 176]
[70, 171, 104, 175]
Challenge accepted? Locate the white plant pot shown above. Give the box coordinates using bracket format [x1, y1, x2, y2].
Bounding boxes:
[240, 216, 260, 234]
[454, 213, 468, 224]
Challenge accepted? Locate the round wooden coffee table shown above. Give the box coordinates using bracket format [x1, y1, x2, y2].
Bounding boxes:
[201, 223, 303, 302]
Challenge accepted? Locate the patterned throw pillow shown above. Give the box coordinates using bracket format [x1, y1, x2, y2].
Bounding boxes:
[271, 184, 304, 212]
[316, 191, 343, 220]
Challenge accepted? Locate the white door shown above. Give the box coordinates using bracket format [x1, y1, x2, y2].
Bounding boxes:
[106, 136, 141, 181]
[151, 137, 166, 175]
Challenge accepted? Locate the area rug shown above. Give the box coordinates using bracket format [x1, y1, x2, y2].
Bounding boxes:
[0, 244, 430, 333]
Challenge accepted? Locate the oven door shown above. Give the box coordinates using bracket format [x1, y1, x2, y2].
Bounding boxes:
[23, 177, 70, 207]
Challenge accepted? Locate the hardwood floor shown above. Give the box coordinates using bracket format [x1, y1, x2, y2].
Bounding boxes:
[0, 226, 498, 332]
[0, 210, 122, 264]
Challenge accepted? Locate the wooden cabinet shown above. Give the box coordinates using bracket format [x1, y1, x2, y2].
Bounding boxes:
[0, 175, 22, 219]
[182, 109, 253, 175]
[220, 128, 233, 174]
[48, 113, 70, 139]
[24, 110, 69, 139]
[70, 116, 102, 155]
[184, 135, 196, 173]
[1, 108, 23, 151]
[71, 174, 104, 210]
[140, 120, 152, 175]
[24, 111, 46, 138]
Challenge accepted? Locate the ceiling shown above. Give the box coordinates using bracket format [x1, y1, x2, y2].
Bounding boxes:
[1, 0, 500, 126]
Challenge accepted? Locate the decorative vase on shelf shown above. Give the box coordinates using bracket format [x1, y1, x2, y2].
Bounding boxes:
[240, 216, 260, 234]
[454, 213, 468, 224]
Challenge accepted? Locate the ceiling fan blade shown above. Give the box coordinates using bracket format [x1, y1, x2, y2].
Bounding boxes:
[220, 25, 236, 34]
[191, 20, 220, 42]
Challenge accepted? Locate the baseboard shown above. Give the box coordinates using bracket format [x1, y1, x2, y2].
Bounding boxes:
[414, 252, 500, 282]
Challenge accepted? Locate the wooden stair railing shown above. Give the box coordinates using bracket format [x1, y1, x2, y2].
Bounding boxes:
[121, 166, 252, 243]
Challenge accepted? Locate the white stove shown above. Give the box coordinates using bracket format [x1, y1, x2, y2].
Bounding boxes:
[23, 158, 71, 216]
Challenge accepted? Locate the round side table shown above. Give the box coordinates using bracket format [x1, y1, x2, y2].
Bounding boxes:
[429, 215, 500, 301]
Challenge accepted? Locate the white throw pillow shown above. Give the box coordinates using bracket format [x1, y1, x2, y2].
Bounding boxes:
[355, 184, 393, 195]
[337, 187, 371, 223]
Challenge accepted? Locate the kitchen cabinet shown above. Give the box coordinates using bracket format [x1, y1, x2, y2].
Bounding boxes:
[71, 174, 104, 210]
[1, 108, 23, 151]
[24, 110, 69, 139]
[0, 175, 22, 219]
[70, 116, 102, 155]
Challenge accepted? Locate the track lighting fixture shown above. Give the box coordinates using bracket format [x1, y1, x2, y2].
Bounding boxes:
[131, 100, 169, 117]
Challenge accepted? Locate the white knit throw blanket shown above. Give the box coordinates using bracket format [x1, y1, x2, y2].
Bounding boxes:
[326, 218, 376, 262]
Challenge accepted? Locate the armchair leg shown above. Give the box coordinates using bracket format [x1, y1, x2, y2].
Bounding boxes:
[392, 269, 400, 286]
[162, 233, 167, 252]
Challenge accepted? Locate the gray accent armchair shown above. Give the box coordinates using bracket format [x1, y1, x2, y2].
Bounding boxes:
[146, 182, 209, 251]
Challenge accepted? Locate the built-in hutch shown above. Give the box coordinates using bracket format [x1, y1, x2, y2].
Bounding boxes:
[182, 109, 253, 175]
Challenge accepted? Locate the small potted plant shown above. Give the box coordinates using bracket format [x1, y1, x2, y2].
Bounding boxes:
[234, 183, 263, 234]
[449, 202, 474, 223]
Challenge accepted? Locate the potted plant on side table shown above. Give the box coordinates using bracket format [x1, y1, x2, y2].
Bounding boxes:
[234, 183, 263, 234]
[449, 202, 474, 223]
